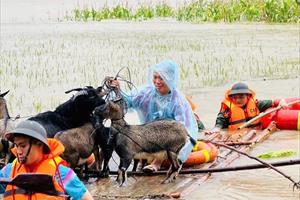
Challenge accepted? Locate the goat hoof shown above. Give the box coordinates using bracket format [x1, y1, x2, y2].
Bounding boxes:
[116, 177, 126, 187]
[118, 181, 124, 187]
[161, 178, 171, 184]
[161, 172, 178, 184]
[99, 170, 109, 178]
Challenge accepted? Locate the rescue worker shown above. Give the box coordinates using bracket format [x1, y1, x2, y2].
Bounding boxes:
[0, 120, 93, 200]
[205, 82, 288, 134]
[110, 60, 200, 173]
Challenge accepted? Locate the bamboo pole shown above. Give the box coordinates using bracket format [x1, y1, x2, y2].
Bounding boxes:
[204, 140, 300, 189]
[78, 159, 300, 177]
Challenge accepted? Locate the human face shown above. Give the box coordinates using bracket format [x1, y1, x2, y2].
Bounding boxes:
[152, 72, 170, 95]
[14, 136, 44, 166]
[230, 94, 249, 107]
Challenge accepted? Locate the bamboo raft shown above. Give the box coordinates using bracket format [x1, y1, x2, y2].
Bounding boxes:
[81, 128, 287, 199]
[0, 128, 298, 199]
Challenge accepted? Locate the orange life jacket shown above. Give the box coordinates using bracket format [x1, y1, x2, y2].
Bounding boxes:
[222, 89, 261, 130]
[186, 96, 201, 122]
[4, 139, 67, 200]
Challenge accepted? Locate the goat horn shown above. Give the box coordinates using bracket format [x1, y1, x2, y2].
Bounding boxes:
[0, 90, 9, 97]
[65, 88, 83, 94]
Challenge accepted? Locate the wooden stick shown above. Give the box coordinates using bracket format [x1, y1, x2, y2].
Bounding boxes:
[78, 159, 300, 176]
[238, 99, 300, 130]
[202, 140, 300, 189]
[214, 141, 252, 146]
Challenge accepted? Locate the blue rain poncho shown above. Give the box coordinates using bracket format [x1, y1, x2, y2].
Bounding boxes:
[124, 60, 199, 162]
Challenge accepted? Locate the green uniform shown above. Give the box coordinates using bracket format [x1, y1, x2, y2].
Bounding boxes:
[215, 100, 273, 129]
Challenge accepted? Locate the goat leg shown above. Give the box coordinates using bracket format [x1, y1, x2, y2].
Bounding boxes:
[132, 159, 147, 172]
[161, 151, 181, 184]
[93, 146, 103, 172]
[116, 160, 124, 184]
[100, 146, 114, 177]
[117, 158, 131, 186]
[132, 159, 139, 172]
[116, 169, 122, 184]
[120, 168, 128, 187]
[100, 160, 110, 178]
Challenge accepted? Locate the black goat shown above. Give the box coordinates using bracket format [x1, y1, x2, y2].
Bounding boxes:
[91, 113, 112, 178]
[29, 86, 106, 138]
[93, 101, 189, 186]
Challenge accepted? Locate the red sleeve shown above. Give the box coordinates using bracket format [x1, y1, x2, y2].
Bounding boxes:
[219, 103, 230, 118]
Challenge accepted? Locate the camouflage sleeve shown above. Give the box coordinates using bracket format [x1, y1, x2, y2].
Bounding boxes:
[215, 104, 230, 129]
[257, 100, 273, 112]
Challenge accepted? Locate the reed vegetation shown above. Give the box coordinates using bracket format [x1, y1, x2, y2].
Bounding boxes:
[70, 0, 300, 23]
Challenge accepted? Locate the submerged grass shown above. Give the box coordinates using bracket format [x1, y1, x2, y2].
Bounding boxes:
[68, 0, 300, 23]
[0, 23, 299, 116]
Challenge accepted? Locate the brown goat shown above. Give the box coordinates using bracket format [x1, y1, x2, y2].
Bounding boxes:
[54, 123, 103, 173]
[0, 90, 18, 164]
[0, 90, 12, 136]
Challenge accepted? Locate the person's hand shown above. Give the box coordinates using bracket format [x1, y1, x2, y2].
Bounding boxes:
[109, 79, 120, 89]
[278, 99, 289, 109]
[203, 127, 221, 135]
[265, 121, 278, 132]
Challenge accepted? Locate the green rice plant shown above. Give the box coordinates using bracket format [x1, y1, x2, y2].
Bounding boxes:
[111, 5, 131, 19]
[193, 63, 200, 78]
[98, 7, 111, 20]
[91, 8, 98, 21]
[133, 6, 154, 20]
[74, 9, 81, 21]
[82, 8, 90, 21]
[33, 102, 42, 113]
[176, 0, 205, 21]
[264, 0, 300, 22]
[181, 67, 190, 80]
[155, 3, 173, 17]
[1, 23, 299, 115]
[244, 5, 261, 21]
[204, 2, 223, 22]
[70, 0, 300, 23]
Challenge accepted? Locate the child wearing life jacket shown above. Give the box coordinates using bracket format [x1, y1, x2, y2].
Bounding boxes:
[205, 82, 288, 134]
[0, 120, 94, 200]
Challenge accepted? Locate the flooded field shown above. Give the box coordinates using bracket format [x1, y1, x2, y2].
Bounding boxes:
[1, 22, 299, 117]
[88, 78, 300, 200]
[1, 0, 299, 199]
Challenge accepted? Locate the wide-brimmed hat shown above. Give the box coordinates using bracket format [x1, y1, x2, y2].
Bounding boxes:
[5, 120, 50, 153]
[228, 82, 251, 96]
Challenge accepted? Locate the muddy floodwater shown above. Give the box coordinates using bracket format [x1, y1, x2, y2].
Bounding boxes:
[86, 78, 300, 200]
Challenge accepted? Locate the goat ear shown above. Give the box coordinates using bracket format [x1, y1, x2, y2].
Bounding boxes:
[96, 86, 102, 92]
[99, 89, 109, 97]
[65, 88, 83, 94]
[0, 90, 9, 97]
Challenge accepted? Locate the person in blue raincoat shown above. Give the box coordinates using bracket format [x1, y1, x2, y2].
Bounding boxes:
[111, 60, 200, 172]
